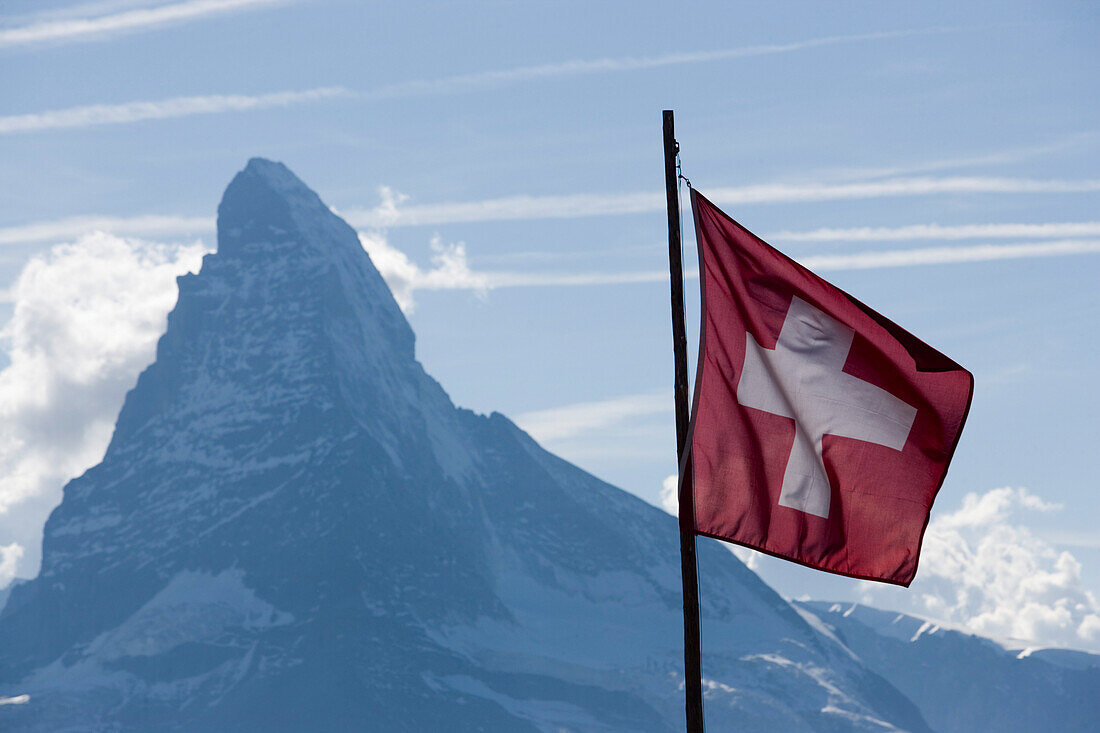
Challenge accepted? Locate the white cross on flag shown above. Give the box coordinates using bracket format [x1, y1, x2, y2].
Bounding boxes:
[688, 190, 973, 585]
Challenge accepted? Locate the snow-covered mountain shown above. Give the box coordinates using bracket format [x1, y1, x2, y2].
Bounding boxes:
[797, 602, 1100, 733]
[0, 158, 970, 731]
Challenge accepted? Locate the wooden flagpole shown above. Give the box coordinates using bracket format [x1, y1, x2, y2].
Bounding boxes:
[663, 109, 704, 733]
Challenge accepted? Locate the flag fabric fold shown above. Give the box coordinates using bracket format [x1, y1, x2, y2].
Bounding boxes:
[688, 189, 973, 586]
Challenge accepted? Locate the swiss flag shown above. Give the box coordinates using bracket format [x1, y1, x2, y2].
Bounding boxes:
[688, 190, 973, 586]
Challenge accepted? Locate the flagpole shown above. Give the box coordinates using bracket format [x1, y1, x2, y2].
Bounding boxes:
[663, 109, 704, 733]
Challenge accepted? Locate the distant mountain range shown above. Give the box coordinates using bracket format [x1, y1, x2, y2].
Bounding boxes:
[0, 159, 1094, 731]
[796, 601, 1100, 733]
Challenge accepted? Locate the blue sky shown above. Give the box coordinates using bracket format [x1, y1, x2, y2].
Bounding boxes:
[1, 0, 1099, 650]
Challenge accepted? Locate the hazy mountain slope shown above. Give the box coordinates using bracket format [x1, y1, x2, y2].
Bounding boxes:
[0, 159, 931, 732]
[798, 601, 1100, 732]
[0, 578, 26, 615]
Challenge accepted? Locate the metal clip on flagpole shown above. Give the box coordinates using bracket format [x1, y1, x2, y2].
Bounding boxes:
[663, 110, 705, 733]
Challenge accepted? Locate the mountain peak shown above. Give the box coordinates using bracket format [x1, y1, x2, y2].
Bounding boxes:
[237, 157, 324, 205]
[106, 159, 416, 446]
[217, 157, 347, 258]
[216, 156, 412, 346]
[243, 155, 298, 180]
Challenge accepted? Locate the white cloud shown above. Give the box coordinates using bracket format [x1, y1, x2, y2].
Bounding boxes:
[0, 0, 292, 49]
[366, 186, 409, 229]
[938, 487, 1063, 527]
[473, 243, 661, 266]
[344, 191, 664, 228]
[358, 226, 675, 312]
[0, 232, 208, 579]
[8, 213, 1100, 284]
[860, 487, 1100, 652]
[771, 221, 1100, 243]
[445, 221, 1100, 265]
[0, 25, 958, 132]
[486, 269, 676, 288]
[0, 7, 937, 56]
[359, 233, 1100, 312]
[343, 184, 1100, 313]
[0, 87, 349, 135]
[799, 239, 1100, 271]
[516, 391, 670, 444]
[358, 232, 488, 313]
[0, 542, 24, 587]
[0, 214, 213, 246]
[660, 474, 679, 516]
[357, 28, 963, 102]
[12, 0, 165, 20]
[345, 177, 1100, 228]
[809, 131, 1100, 182]
[709, 177, 1100, 203]
[495, 240, 1100, 280]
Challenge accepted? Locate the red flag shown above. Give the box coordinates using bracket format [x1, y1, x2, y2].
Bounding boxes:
[688, 190, 973, 586]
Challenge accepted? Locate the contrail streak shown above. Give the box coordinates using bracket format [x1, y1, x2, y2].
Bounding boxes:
[0, 87, 349, 134]
[0, 0, 292, 49]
